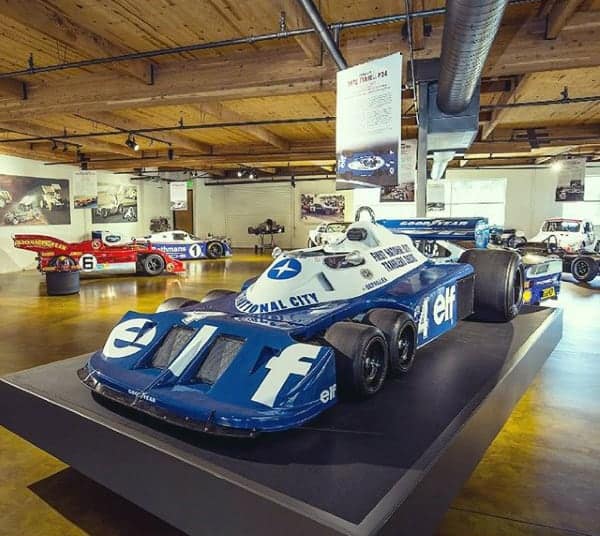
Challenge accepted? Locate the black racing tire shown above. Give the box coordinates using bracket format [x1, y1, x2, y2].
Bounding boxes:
[142, 253, 166, 276]
[545, 234, 559, 254]
[459, 249, 524, 322]
[206, 241, 225, 259]
[307, 238, 316, 248]
[155, 297, 200, 312]
[200, 289, 237, 303]
[365, 309, 417, 376]
[324, 321, 389, 398]
[45, 271, 80, 296]
[571, 256, 598, 282]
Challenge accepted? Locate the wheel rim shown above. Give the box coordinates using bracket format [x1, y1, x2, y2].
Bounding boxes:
[147, 257, 162, 272]
[209, 243, 223, 257]
[574, 260, 589, 278]
[398, 329, 413, 365]
[513, 267, 523, 305]
[363, 340, 385, 386]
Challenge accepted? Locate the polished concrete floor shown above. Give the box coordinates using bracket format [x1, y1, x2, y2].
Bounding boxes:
[0, 254, 598, 536]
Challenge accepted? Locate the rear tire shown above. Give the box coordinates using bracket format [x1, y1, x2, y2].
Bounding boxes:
[156, 297, 200, 312]
[365, 309, 417, 376]
[200, 289, 236, 303]
[142, 253, 166, 276]
[206, 241, 224, 259]
[571, 256, 598, 282]
[459, 249, 524, 322]
[324, 322, 389, 398]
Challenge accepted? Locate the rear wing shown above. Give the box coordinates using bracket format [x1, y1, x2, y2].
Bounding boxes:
[376, 217, 490, 248]
[13, 234, 70, 253]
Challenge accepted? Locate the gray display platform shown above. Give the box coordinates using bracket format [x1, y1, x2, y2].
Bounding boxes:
[0, 307, 562, 536]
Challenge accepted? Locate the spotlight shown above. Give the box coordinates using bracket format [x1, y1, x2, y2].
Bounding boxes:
[248, 170, 256, 180]
[237, 169, 244, 178]
[125, 134, 140, 151]
[551, 159, 563, 172]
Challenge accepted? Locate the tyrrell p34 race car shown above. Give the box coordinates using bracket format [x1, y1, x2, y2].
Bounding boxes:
[79, 209, 524, 437]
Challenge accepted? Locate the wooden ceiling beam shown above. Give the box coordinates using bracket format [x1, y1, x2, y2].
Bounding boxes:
[194, 102, 291, 150]
[481, 74, 534, 140]
[78, 111, 212, 153]
[546, 0, 586, 39]
[535, 145, 576, 164]
[0, 120, 133, 156]
[538, 0, 559, 18]
[281, 0, 323, 64]
[0, 0, 154, 84]
[0, 78, 25, 99]
[411, 0, 426, 50]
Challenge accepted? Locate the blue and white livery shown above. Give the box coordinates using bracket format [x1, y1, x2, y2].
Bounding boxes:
[139, 230, 232, 260]
[79, 211, 522, 437]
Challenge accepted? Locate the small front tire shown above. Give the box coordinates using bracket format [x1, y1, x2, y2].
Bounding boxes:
[571, 256, 598, 282]
[142, 253, 166, 276]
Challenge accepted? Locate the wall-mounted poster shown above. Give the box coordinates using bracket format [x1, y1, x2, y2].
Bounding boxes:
[426, 180, 446, 211]
[336, 52, 402, 189]
[300, 193, 346, 223]
[555, 158, 586, 202]
[169, 181, 188, 211]
[73, 170, 98, 209]
[0, 174, 70, 226]
[92, 181, 138, 223]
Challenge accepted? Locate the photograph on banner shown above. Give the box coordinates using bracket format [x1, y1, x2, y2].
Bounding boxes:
[300, 193, 346, 223]
[380, 182, 415, 202]
[426, 180, 446, 212]
[0, 174, 70, 226]
[336, 52, 402, 189]
[73, 170, 98, 209]
[555, 158, 585, 202]
[169, 181, 188, 211]
[92, 181, 138, 223]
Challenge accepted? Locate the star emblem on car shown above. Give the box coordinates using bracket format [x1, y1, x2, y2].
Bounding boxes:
[268, 258, 302, 280]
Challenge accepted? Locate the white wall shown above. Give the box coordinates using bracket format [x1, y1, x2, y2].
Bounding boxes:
[0, 154, 171, 273]
[446, 166, 600, 236]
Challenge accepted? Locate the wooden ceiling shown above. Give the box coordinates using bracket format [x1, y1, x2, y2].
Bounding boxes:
[0, 0, 598, 176]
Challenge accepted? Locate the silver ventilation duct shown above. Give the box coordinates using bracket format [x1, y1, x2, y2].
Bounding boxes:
[437, 0, 509, 114]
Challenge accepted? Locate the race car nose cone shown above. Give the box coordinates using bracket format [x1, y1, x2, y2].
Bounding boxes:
[267, 258, 302, 280]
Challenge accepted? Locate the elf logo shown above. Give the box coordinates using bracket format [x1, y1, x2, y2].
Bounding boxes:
[417, 285, 456, 340]
[103, 318, 157, 359]
[251, 344, 321, 408]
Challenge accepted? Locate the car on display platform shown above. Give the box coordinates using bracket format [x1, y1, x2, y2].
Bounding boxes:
[307, 221, 352, 247]
[77, 207, 523, 437]
[337, 150, 396, 179]
[138, 230, 232, 260]
[13, 232, 185, 276]
[529, 217, 595, 253]
[384, 216, 562, 306]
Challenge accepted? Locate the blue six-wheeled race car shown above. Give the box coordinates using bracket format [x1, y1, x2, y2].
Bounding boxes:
[79, 209, 524, 437]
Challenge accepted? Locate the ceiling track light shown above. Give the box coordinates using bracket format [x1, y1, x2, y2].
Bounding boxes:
[236, 168, 258, 179]
[125, 133, 140, 151]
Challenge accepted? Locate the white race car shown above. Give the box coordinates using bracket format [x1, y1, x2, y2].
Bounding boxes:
[530, 218, 595, 253]
[307, 221, 352, 247]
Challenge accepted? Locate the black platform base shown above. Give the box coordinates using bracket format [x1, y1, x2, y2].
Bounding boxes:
[0, 307, 562, 536]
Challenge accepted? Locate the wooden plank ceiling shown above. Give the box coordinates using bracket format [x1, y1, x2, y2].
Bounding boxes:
[0, 0, 598, 176]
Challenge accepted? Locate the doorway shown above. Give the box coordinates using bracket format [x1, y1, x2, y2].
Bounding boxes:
[173, 189, 194, 234]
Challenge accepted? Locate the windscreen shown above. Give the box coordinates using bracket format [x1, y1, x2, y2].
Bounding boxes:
[542, 221, 580, 233]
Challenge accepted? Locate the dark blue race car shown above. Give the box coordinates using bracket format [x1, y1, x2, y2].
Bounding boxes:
[79, 209, 523, 437]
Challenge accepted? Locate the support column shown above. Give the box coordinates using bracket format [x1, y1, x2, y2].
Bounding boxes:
[416, 81, 429, 217]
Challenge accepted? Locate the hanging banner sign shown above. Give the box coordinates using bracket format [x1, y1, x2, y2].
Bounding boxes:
[336, 52, 403, 189]
[555, 158, 585, 202]
[170, 181, 188, 211]
[73, 170, 97, 209]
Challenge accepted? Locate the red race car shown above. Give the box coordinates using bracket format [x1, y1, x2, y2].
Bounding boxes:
[13, 233, 185, 276]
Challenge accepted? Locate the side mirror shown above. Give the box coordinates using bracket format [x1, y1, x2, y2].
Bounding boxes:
[272, 247, 283, 259]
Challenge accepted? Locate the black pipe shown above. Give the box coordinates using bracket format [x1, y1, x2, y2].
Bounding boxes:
[482, 95, 600, 109]
[0, 116, 336, 144]
[0, 0, 539, 80]
[297, 0, 347, 70]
